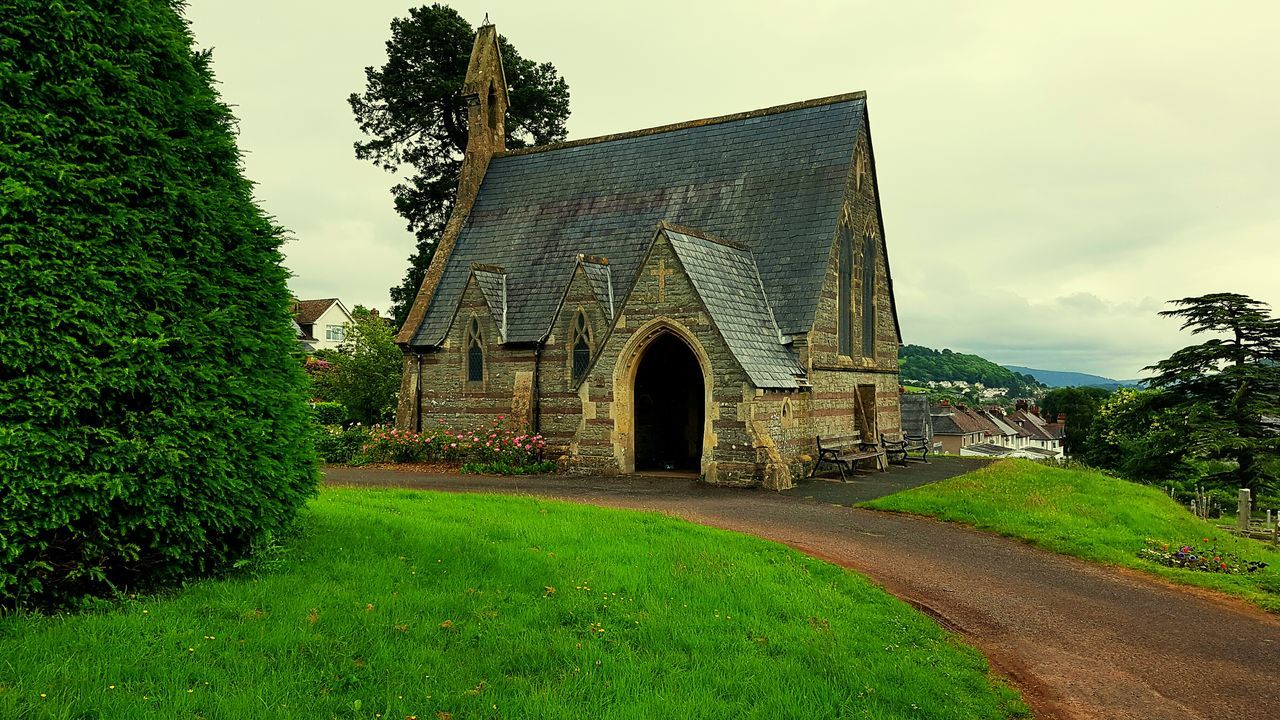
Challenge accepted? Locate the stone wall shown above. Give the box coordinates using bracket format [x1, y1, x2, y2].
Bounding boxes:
[801, 129, 902, 449]
[411, 278, 536, 433]
[565, 234, 761, 485]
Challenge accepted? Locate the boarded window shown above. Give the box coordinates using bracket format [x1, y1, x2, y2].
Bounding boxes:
[861, 235, 877, 359]
[572, 311, 591, 382]
[467, 318, 483, 383]
[856, 384, 877, 442]
[838, 231, 853, 357]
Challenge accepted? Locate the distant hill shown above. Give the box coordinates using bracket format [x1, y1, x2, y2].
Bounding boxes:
[1003, 365, 1144, 390]
[899, 346, 1043, 394]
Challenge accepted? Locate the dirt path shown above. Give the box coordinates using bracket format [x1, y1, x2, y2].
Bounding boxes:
[324, 467, 1280, 720]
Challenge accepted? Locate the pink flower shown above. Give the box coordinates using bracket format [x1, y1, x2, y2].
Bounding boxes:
[450, 443, 457, 448]
[497, 415, 505, 421]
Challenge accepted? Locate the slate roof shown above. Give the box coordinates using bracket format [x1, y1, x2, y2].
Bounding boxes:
[580, 260, 615, 320]
[931, 407, 988, 436]
[663, 227, 805, 389]
[409, 94, 869, 347]
[471, 268, 508, 341]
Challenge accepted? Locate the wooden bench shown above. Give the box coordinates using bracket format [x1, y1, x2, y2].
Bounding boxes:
[810, 435, 887, 482]
[882, 433, 931, 465]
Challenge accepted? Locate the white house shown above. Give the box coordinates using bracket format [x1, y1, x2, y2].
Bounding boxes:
[291, 298, 352, 352]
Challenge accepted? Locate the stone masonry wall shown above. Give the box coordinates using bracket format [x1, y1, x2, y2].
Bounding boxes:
[566, 234, 761, 485]
[412, 278, 536, 434]
[802, 129, 902, 451]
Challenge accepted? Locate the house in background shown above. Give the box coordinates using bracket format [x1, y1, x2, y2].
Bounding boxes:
[291, 298, 352, 352]
[930, 401, 987, 453]
[930, 400, 1065, 458]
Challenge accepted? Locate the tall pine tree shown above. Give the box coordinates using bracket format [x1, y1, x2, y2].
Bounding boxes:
[1145, 293, 1280, 492]
[0, 0, 316, 607]
[349, 5, 570, 325]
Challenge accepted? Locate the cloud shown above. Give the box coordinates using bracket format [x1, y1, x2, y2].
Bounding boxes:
[185, 0, 1280, 377]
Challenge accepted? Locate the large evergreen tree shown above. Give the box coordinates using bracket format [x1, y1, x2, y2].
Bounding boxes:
[1144, 293, 1280, 492]
[349, 5, 570, 325]
[0, 0, 316, 607]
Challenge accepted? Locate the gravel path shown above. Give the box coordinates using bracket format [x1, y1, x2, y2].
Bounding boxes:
[324, 465, 1280, 720]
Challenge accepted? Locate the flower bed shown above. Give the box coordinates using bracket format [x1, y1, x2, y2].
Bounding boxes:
[353, 417, 551, 474]
[1138, 538, 1269, 575]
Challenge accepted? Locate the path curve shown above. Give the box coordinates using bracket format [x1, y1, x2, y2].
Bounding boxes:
[324, 467, 1280, 720]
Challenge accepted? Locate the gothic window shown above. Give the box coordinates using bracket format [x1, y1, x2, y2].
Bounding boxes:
[572, 310, 591, 382]
[466, 318, 484, 383]
[838, 231, 853, 357]
[861, 234, 878, 359]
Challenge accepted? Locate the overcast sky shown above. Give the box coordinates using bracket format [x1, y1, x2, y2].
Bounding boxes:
[184, 1, 1280, 379]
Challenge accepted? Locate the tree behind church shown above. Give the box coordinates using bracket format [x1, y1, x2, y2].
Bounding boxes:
[0, 0, 316, 607]
[350, 4, 571, 325]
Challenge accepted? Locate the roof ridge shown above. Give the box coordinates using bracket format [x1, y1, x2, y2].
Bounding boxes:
[657, 221, 749, 252]
[498, 91, 866, 159]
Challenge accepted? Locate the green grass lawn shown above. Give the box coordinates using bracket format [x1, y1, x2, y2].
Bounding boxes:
[0, 488, 1026, 719]
[863, 460, 1280, 611]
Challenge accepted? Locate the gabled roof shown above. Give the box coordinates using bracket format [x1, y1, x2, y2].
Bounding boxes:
[471, 266, 508, 341]
[292, 298, 341, 325]
[980, 410, 1020, 436]
[933, 414, 981, 436]
[409, 93, 869, 347]
[662, 225, 805, 389]
[579, 257, 615, 320]
[1007, 410, 1059, 441]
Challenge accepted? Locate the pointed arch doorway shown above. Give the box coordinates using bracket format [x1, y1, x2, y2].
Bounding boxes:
[632, 332, 705, 472]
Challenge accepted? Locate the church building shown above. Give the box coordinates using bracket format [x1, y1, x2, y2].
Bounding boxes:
[395, 25, 904, 489]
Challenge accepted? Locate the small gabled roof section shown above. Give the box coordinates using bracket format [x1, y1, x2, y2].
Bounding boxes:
[291, 298, 341, 325]
[471, 264, 508, 341]
[661, 223, 806, 389]
[578, 255, 615, 320]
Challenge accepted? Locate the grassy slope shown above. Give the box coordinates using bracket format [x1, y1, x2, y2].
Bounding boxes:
[0, 489, 1026, 719]
[864, 460, 1280, 611]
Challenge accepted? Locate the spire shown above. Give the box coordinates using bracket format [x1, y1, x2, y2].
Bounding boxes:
[462, 23, 507, 155]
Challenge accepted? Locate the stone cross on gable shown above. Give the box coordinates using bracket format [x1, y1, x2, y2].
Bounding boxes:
[650, 258, 674, 302]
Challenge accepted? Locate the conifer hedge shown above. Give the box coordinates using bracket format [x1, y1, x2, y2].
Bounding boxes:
[0, 1, 317, 607]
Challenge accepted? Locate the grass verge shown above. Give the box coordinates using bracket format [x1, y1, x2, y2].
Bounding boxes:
[863, 459, 1280, 611]
[0, 488, 1027, 719]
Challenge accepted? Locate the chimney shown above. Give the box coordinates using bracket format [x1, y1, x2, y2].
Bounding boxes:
[1015, 399, 1028, 411]
[1057, 413, 1066, 424]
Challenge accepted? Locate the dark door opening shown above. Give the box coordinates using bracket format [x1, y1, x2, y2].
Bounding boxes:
[634, 333, 704, 472]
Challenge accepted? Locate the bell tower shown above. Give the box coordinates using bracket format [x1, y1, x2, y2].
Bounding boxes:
[463, 21, 508, 157]
[395, 21, 509, 348]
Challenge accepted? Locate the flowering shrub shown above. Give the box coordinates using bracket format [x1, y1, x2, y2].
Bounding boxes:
[355, 416, 549, 472]
[1138, 538, 1269, 575]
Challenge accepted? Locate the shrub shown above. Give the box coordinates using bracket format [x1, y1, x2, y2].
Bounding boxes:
[460, 460, 558, 475]
[311, 401, 350, 426]
[315, 425, 370, 464]
[0, 1, 316, 608]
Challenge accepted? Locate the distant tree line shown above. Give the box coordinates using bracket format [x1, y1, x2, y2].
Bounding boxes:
[899, 345, 1044, 395]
